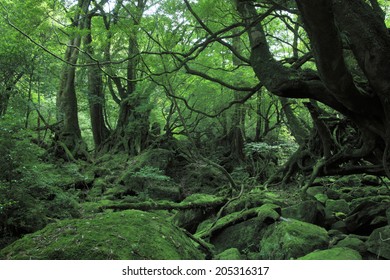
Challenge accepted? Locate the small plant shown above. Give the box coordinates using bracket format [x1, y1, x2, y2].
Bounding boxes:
[130, 166, 171, 182]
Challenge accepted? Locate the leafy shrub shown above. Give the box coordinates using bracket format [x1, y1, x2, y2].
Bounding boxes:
[0, 118, 81, 249]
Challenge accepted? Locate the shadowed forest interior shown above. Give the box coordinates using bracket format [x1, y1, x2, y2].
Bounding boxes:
[0, 0, 389, 260]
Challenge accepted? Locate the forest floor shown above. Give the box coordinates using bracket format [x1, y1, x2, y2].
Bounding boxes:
[1, 145, 389, 260]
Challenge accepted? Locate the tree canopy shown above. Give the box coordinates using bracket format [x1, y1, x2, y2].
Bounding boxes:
[1, 0, 390, 261]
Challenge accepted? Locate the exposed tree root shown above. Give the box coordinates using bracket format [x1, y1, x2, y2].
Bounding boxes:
[99, 197, 228, 212]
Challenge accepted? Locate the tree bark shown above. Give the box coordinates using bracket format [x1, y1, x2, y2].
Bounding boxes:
[84, 14, 110, 149]
[56, 0, 91, 158]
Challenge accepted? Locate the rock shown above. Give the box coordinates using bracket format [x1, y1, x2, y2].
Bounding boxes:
[325, 199, 350, 225]
[334, 175, 361, 188]
[378, 186, 390, 195]
[314, 193, 328, 204]
[282, 200, 325, 225]
[345, 200, 389, 235]
[331, 221, 347, 233]
[334, 236, 366, 254]
[0, 210, 204, 260]
[326, 199, 350, 215]
[361, 175, 380, 186]
[206, 204, 281, 253]
[215, 248, 242, 260]
[387, 208, 390, 225]
[258, 219, 329, 260]
[325, 189, 341, 200]
[306, 186, 326, 197]
[366, 225, 390, 260]
[211, 216, 267, 254]
[173, 194, 220, 233]
[298, 247, 362, 260]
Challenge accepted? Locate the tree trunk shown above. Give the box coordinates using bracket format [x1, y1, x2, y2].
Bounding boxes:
[56, 0, 90, 158]
[234, 0, 390, 180]
[84, 14, 110, 149]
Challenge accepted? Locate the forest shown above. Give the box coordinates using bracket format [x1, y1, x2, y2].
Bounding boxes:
[0, 0, 389, 260]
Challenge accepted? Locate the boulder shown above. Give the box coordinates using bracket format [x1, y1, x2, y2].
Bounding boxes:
[215, 248, 242, 260]
[366, 225, 390, 260]
[334, 236, 366, 254]
[0, 210, 204, 260]
[204, 204, 281, 253]
[172, 194, 221, 233]
[306, 186, 326, 198]
[298, 247, 362, 260]
[345, 200, 389, 235]
[387, 208, 390, 225]
[258, 219, 329, 259]
[324, 199, 350, 225]
[282, 200, 325, 225]
[325, 199, 350, 216]
[211, 216, 267, 254]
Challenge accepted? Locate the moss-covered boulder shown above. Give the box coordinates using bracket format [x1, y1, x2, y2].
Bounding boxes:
[196, 204, 280, 254]
[366, 225, 390, 260]
[345, 200, 389, 235]
[0, 210, 204, 260]
[334, 236, 367, 254]
[282, 200, 325, 225]
[306, 186, 326, 198]
[325, 199, 350, 217]
[211, 217, 267, 254]
[173, 194, 221, 233]
[258, 219, 329, 259]
[215, 248, 242, 260]
[324, 199, 350, 226]
[298, 247, 362, 260]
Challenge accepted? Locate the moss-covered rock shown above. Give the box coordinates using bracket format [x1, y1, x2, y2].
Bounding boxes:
[195, 204, 280, 255]
[324, 199, 350, 226]
[210, 217, 267, 254]
[215, 248, 242, 260]
[258, 219, 329, 259]
[282, 200, 325, 225]
[325, 199, 350, 215]
[298, 247, 362, 260]
[345, 200, 389, 235]
[366, 225, 390, 260]
[172, 194, 221, 233]
[334, 236, 366, 254]
[0, 210, 204, 260]
[387, 208, 390, 225]
[306, 186, 326, 198]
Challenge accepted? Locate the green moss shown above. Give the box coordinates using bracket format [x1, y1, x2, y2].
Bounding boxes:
[215, 248, 242, 260]
[334, 237, 366, 254]
[0, 210, 204, 260]
[366, 226, 390, 259]
[298, 247, 362, 260]
[314, 193, 328, 204]
[259, 219, 329, 259]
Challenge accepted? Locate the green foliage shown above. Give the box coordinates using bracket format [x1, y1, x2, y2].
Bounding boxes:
[0, 118, 81, 248]
[130, 166, 171, 182]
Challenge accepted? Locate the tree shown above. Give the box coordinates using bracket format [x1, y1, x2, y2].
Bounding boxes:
[55, 0, 91, 158]
[232, 0, 390, 182]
